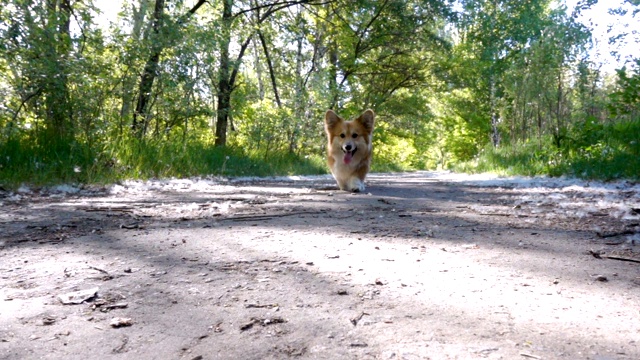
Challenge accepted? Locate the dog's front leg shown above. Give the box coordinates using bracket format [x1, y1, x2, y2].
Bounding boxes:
[347, 177, 365, 192]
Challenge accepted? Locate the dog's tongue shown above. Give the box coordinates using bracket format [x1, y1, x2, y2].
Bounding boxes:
[343, 151, 353, 164]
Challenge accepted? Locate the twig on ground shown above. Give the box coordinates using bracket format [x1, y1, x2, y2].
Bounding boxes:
[89, 266, 109, 274]
[588, 249, 640, 264]
[520, 353, 541, 359]
[221, 211, 325, 222]
[350, 312, 369, 326]
[596, 230, 635, 238]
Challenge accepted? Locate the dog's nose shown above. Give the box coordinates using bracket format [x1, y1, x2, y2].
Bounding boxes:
[344, 144, 352, 151]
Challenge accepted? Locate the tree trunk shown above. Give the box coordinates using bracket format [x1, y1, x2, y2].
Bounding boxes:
[214, 0, 321, 146]
[215, 83, 231, 147]
[258, 30, 281, 108]
[489, 74, 500, 147]
[215, 0, 233, 147]
[328, 41, 339, 109]
[120, 0, 150, 133]
[291, 7, 305, 153]
[43, 0, 73, 148]
[132, 0, 165, 137]
[132, 0, 208, 138]
[554, 71, 565, 147]
[215, 0, 254, 147]
[252, 37, 265, 100]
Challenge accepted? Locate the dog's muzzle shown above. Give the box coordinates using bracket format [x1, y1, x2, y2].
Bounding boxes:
[342, 144, 357, 164]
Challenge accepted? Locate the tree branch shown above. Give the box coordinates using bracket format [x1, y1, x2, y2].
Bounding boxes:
[12, 88, 42, 125]
[229, 36, 254, 90]
[258, 30, 281, 107]
[354, 0, 390, 56]
[234, 0, 331, 19]
[177, 0, 209, 25]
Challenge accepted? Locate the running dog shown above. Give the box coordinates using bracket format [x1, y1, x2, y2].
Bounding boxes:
[324, 109, 375, 192]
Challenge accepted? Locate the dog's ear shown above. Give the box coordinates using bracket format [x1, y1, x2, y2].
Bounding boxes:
[356, 109, 375, 133]
[324, 110, 342, 131]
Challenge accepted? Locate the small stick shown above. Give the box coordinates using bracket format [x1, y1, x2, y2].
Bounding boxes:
[603, 255, 640, 264]
[520, 353, 541, 359]
[89, 266, 109, 274]
[596, 230, 635, 238]
[220, 211, 325, 222]
[350, 312, 369, 326]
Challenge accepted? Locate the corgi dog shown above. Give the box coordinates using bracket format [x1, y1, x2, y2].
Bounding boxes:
[324, 109, 375, 192]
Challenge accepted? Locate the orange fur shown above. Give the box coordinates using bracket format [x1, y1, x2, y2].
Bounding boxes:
[324, 109, 375, 192]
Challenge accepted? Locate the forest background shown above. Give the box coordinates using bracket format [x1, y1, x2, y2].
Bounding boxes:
[0, 0, 639, 187]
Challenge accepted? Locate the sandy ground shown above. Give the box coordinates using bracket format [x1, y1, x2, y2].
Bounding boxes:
[1, 172, 639, 360]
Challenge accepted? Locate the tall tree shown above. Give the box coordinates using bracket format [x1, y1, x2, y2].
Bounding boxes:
[120, 0, 151, 130]
[320, 0, 451, 112]
[43, 0, 73, 147]
[501, 5, 591, 145]
[214, 0, 237, 147]
[132, 0, 208, 137]
[453, 0, 552, 146]
[213, 0, 329, 147]
[1, 0, 76, 148]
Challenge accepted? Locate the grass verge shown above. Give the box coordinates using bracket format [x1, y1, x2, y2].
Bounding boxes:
[0, 138, 329, 189]
[452, 119, 640, 181]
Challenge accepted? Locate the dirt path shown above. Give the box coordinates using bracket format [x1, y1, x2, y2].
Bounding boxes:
[1, 172, 640, 360]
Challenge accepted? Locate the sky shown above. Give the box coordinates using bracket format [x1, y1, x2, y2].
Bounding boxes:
[96, 0, 639, 72]
[564, 0, 640, 72]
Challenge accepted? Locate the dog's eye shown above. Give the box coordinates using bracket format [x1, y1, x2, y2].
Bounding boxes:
[340, 133, 345, 138]
[352, 133, 358, 138]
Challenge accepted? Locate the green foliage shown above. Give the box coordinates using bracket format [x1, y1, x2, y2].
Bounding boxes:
[0, 0, 638, 188]
[372, 123, 419, 172]
[609, 60, 640, 117]
[452, 140, 563, 177]
[565, 118, 640, 179]
[0, 135, 328, 188]
[453, 118, 640, 180]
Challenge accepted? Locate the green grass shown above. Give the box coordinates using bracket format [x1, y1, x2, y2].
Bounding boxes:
[0, 137, 329, 189]
[0, 130, 421, 189]
[451, 141, 562, 177]
[452, 119, 640, 181]
[2, 118, 637, 189]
